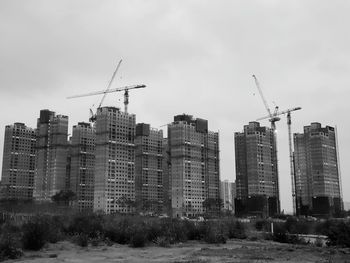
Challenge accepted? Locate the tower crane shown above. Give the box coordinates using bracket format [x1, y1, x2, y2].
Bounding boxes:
[253, 75, 280, 130]
[67, 84, 146, 117]
[258, 106, 302, 216]
[253, 75, 302, 216]
[67, 59, 146, 121]
[66, 59, 122, 122]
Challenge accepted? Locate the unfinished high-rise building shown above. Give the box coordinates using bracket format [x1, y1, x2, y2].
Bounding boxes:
[93, 107, 135, 214]
[294, 123, 343, 217]
[234, 121, 280, 217]
[168, 114, 220, 218]
[220, 180, 235, 213]
[1, 123, 36, 200]
[34, 110, 69, 201]
[162, 137, 171, 215]
[70, 122, 95, 211]
[135, 123, 164, 214]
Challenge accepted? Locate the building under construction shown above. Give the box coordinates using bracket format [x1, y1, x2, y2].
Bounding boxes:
[135, 123, 164, 214]
[234, 122, 280, 218]
[93, 106, 136, 214]
[294, 123, 343, 217]
[220, 180, 235, 213]
[34, 110, 69, 201]
[69, 122, 95, 211]
[1, 123, 36, 200]
[168, 114, 220, 217]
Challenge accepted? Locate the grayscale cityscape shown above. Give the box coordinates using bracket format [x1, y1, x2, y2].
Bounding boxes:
[0, 1, 350, 262]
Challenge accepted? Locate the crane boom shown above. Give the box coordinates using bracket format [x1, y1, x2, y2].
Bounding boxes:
[256, 107, 301, 121]
[253, 75, 273, 117]
[98, 59, 123, 108]
[67, 85, 146, 99]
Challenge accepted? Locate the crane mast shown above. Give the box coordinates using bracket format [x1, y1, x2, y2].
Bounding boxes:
[258, 106, 302, 215]
[253, 75, 280, 214]
[253, 75, 302, 216]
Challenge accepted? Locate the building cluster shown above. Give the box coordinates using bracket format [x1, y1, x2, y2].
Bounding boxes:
[1, 109, 222, 217]
[0, 107, 344, 218]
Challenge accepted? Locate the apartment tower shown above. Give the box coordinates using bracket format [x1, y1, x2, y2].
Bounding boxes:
[70, 122, 95, 211]
[93, 107, 136, 214]
[1, 123, 36, 200]
[234, 121, 280, 217]
[135, 123, 164, 214]
[220, 180, 235, 213]
[34, 110, 69, 201]
[168, 114, 220, 218]
[294, 123, 342, 216]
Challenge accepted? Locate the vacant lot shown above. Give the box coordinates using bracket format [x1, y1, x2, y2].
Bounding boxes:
[14, 239, 350, 263]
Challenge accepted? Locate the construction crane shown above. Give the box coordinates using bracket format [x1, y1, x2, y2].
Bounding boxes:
[258, 106, 302, 216]
[253, 75, 280, 130]
[253, 74, 281, 215]
[253, 75, 302, 216]
[67, 84, 146, 116]
[67, 59, 122, 122]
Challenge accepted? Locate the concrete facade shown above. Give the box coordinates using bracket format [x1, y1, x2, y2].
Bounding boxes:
[135, 123, 164, 214]
[234, 121, 280, 217]
[1, 123, 36, 200]
[168, 114, 220, 218]
[294, 123, 343, 216]
[34, 110, 69, 201]
[70, 122, 95, 211]
[93, 107, 135, 214]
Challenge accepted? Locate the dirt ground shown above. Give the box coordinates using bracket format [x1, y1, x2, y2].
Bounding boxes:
[8, 239, 350, 263]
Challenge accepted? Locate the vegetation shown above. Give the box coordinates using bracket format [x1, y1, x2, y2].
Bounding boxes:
[0, 212, 350, 261]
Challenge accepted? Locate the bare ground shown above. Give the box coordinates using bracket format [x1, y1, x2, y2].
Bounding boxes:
[7, 239, 350, 263]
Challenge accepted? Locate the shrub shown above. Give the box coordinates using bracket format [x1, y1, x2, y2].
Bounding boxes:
[154, 236, 170, 247]
[272, 232, 289, 243]
[325, 221, 350, 248]
[67, 213, 103, 239]
[104, 217, 132, 244]
[73, 233, 88, 247]
[130, 226, 147, 247]
[144, 219, 162, 242]
[315, 237, 324, 247]
[183, 220, 202, 240]
[255, 220, 270, 231]
[227, 220, 247, 239]
[0, 234, 22, 260]
[203, 222, 227, 244]
[159, 219, 187, 244]
[21, 216, 52, 250]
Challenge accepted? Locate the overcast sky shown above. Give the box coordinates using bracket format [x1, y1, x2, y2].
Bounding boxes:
[1, 0, 349, 213]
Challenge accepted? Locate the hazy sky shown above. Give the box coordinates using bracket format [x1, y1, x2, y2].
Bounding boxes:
[1, 0, 349, 212]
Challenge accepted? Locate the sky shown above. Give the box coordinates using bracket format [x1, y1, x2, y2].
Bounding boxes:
[0, 0, 349, 213]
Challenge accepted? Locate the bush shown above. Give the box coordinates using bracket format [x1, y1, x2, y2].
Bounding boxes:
[255, 220, 270, 231]
[325, 221, 350, 248]
[104, 217, 132, 244]
[0, 234, 22, 260]
[154, 236, 170, 247]
[73, 233, 88, 247]
[203, 222, 227, 244]
[144, 219, 162, 242]
[67, 213, 104, 239]
[21, 216, 51, 250]
[130, 226, 147, 247]
[285, 217, 312, 235]
[183, 220, 202, 240]
[227, 220, 247, 239]
[159, 219, 187, 244]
